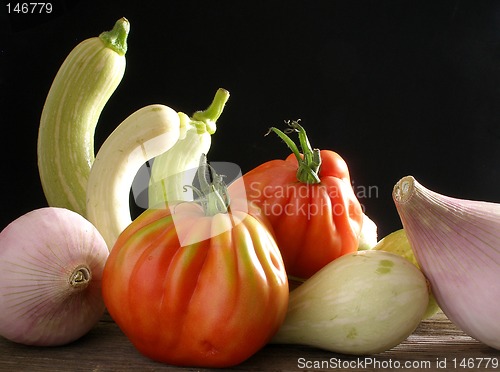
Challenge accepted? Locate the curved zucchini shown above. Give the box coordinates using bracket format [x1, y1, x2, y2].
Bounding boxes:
[37, 18, 129, 216]
[148, 88, 230, 206]
[86, 105, 181, 249]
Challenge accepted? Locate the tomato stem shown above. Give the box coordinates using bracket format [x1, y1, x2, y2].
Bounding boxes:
[194, 154, 230, 216]
[267, 120, 322, 184]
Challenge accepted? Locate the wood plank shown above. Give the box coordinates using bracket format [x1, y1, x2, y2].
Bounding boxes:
[1, 312, 499, 371]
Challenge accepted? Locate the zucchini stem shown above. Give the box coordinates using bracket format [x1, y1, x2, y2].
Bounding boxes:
[99, 17, 130, 56]
[191, 88, 230, 134]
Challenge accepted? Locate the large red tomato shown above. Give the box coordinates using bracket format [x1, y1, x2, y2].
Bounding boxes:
[102, 197, 289, 368]
[230, 121, 364, 279]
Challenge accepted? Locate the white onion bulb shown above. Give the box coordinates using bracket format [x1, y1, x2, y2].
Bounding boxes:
[393, 176, 500, 350]
[0, 207, 109, 346]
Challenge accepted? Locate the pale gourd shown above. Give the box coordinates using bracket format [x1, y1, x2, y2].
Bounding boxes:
[86, 105, 181, 249]
[271, 250, 429, 355]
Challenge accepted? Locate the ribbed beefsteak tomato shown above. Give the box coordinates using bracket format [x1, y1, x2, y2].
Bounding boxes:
[230, 121, 364, 279]
[102, 157, 289, 368]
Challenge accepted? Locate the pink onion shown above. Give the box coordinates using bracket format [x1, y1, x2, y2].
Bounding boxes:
[393, 176, 500, 350]
[0, 207, 109, 346]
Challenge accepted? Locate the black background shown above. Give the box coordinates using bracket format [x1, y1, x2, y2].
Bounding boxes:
[1, 0, 499, 238]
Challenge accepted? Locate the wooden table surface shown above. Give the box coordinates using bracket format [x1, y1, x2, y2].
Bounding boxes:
[1, 311, 499, 371]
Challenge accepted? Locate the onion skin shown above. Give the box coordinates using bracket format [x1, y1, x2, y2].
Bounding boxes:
[0, 207, 109, 346]
[393, 176, 500, 350]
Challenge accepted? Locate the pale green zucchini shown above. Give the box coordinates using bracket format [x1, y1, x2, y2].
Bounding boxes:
[148, 88, 230, 206]
[37, 18, 129, 216]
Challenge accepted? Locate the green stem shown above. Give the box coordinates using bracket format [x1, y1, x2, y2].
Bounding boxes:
[191, 88, 230, 134]
[195, 154, 230, 216]
[99, 17, 130, 56]
[267, 120, 322, 184]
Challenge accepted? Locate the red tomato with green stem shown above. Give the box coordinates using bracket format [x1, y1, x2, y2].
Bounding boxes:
[230, 121, 364, 280]
[102, 156, 289, 368]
